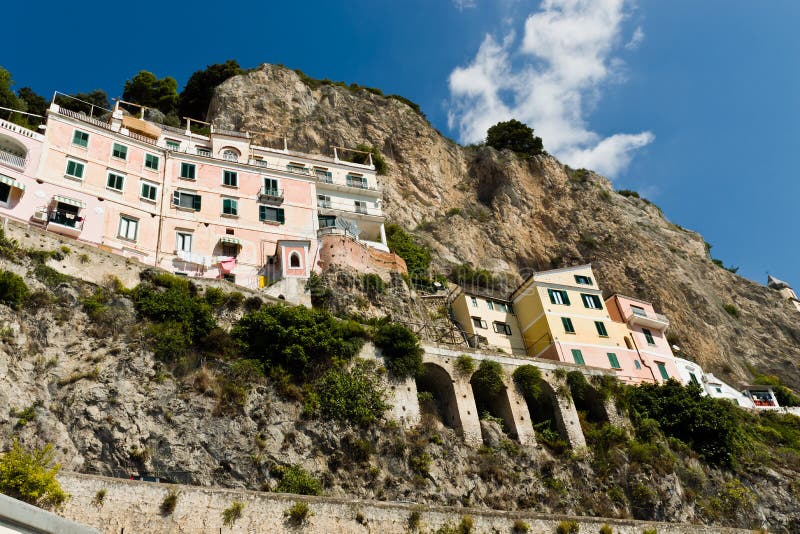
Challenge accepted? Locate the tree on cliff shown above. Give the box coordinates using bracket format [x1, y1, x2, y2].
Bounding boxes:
[123, 70, 179, 117]
[486, 119, 543, 157]
[178, 60, 243, 121]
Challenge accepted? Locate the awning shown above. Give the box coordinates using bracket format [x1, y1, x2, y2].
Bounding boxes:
[219, 236, 241, 246]
[53, 195, 85, 209]
[122, 115, 162, 139]
[0, 174, 25, 191]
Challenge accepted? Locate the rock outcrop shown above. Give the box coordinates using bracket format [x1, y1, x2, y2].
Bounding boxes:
[209, 64, 800, 390]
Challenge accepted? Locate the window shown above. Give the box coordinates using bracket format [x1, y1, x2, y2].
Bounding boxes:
[715, 387, 722, 393]
[561, 317, 575, 333]
[631, 305, 647, 317]
[642, 328, 656, 345]
[287, 163, 307, 174]
[112, 143, 127, 160]
[581, 293, 602, 309]
[166, 140, 180, 150]
[140, 181, 158, 202]
[0, 182, 10, 205]
[318, 215, 336, 228]
[689, 373, 700, 385]
[144, 153, 160, 171]
[346, 174, 368, 189]
[634, 359, 642, 370]
[222, 149, 238, 162]
[72, 130, 89, 147]
[289, 252, 301, 269]
[571, 349, 585, 365]
[493, 321, 512, 335]
[595, 321, 608, 337]
[196, 147, 211, 157]
[117, 216, 138, 241]
[574, 275, 592, 285]
[180, 163, 196, 180]
[222, 198, 238, 216]
[106, 171, 125, 191]
[259, 205, 285, 223]
[176, 232, 192, 253]
[222, 243, 239, 258]
[314, 168, 332, 182]
[607, 353, 621, 369]
[172, 191, 201, 210]
[495, 301, 509, 313]
[317, 195, 331, 208]
[223, 170, 238, 187]
[354, 200, 367, 214]
[470, 296, 478, 308]
[263, 178, 280, 196]
[656, 362, 669, 380]
[65, 159, 85, 179]
[471, 316, 488, 329]
[487, 300, 494, 311]
[548, 288, 570, 305]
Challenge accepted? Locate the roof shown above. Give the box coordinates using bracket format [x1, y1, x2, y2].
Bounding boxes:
[768, 275, 791, 290]
[510, 263, 594, 300]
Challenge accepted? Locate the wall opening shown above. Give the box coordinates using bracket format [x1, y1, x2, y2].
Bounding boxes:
[415, 363, 462, 434]
[521, 378, 570, 449]
[469, 363, 518, 440]
[567, 371, 609, 424]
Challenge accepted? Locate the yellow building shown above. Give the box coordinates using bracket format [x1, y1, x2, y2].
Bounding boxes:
[449, 289, 526, 356]
[510, 265, 652, 383]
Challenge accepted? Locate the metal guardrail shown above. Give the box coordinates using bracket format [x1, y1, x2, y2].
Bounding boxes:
[0, 147, 26, 169]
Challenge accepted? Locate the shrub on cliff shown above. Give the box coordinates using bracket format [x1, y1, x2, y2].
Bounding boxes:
[305, 359, 388, 426]
[0, 270, 29, 309]
[470, 360, 505, 396]
[486, 119, 543, 157]
[130, 281, 215, 341]
[385, 224, 431, 281]
[231, 305, 367, 378]
[274, 464, 322, 496]
[512, 365, 542, 400]
[373, 322, 424, 379]
[0, 440, 68, 508]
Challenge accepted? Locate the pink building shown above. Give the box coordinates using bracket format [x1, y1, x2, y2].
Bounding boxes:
[0, 96, 402, 299]
[606, 294, 681, 383]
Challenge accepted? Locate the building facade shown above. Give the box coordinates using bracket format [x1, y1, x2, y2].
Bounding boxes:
[0, 97, 399, 296]
[449, 289, 526, 356]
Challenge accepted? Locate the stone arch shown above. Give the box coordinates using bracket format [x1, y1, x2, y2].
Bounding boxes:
[567, 372, 609, 424]
[415, 362, 462, 433]
[523, 378, 570, 444]
[469, 369, 518, 439]
[0, 134, 27, 158]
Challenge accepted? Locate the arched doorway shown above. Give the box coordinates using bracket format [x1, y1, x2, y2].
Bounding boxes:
[415, 363, 463, 433]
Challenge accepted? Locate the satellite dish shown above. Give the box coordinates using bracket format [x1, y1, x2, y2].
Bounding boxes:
[336, 217, 359, 238]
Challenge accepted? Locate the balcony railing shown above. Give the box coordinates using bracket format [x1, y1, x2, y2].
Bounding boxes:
[355, 205, 368, 215]
[258, 186, 284, 203]
[346, 176, 369, 189]
[0, 148, 26, 169]
[317, 199, 332, 209]
[0, 117, 45, 141]
[48, 210, 84, 230]
[626, 308, 669, 328]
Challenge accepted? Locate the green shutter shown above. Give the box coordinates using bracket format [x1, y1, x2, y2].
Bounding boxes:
[277, 208, 285, 224]
[657, 362, 669, 380]
[595, 321, 608, 337]
[643, 329, 655, 345]
[548, 289, 556, 304]
[192, 195, 201, 211]
[561, 317, 575, 333]
[259, 205, 267, 221]
[607, 353, 620, 369]
[562, 291, 570, 305]
[571, 349, 585, 365]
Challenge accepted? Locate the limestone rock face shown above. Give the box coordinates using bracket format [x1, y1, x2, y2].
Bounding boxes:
[209, 64, 800, 389]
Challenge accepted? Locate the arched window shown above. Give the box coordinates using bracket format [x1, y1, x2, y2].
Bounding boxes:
[222, 149, 239, 162]
[289, 251, 301, 268]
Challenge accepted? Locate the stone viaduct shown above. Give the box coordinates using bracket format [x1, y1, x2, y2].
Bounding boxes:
[369, 343, 628, 450]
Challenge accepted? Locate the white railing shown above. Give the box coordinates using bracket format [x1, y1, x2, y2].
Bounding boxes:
[0, 148, 26, 169]
[0, 118, 45, 141]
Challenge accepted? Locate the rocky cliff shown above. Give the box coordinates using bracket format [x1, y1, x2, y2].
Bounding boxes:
[209, 64, 800, 390]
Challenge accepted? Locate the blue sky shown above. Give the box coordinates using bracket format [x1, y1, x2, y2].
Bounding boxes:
[4, 0, 799, 287]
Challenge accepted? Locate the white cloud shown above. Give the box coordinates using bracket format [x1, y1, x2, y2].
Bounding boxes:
[625, 26, 645, 50]
[448, 0, 653, 178]
[453, 0, 477, 11]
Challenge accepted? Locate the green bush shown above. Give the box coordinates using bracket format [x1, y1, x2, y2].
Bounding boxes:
[385, 224, 431, 281]
[373, 322, 424, 379]
[275, 464, 322, 496]
[512, 520, 530, 533]
[409, 452, 431, 477]
[0, 270, 29, 309]
[555, 520, 579, 534]
[512, 365, 542, 400]
[458, 515, 474, 533]
[722, 303, 739, 317]
[354, 144, 388, 175]
[33, 264, 68, 286]
[449, 264, 495, 290]
[361, 273, 385, 297]
[599, 525, 613, 534]
[305, 272, 332, 308]
[231, 305, 367, 378]
[222, 500, 244, 526]
[454, 354, 476, 377]
[284, 501, 312, 525]
[160, 489, 179, 515]
[470, 360, 505, 396]
[131, 282, 215, 341]
[309, 359, 388, 426]
[0, 440, 68, 508]
[145, 321, 191, 361]
[486, 119, 543, 157]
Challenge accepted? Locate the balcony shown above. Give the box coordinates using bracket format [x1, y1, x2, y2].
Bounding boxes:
[317, 199, 331, 209]
[625, 308, 669, 330]
[258, 186, 284, 203]
[0, 147, 26, 170]
[355, 204, 368, 215]
[46, 209, 84, 237]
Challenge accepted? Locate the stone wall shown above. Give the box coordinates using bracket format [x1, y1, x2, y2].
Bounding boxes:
[317, 231, 407, 278]
[55, 472, 750, 534]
